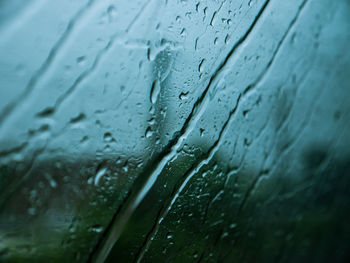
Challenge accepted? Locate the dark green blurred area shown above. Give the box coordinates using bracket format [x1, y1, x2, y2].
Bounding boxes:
[1, 148, 349, 262]
[106, 148, 350, 263]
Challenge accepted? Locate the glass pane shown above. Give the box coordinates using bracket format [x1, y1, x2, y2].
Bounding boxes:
[0, 0, 349, 262]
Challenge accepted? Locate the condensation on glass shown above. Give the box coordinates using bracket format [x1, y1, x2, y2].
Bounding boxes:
[0, 0, 349, 262]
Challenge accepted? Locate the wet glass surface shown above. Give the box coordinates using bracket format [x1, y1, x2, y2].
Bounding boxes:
[0, 0, 350, 262]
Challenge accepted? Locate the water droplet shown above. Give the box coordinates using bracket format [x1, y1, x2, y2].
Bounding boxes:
[89, 225, 104, 233]
[225, 34, 230, 44]
[221, 231, 229, 238]
[291, 32, 297, 44]
[210, 11, 217, 26]
[28, 207, 36, 215]
[103, 132, 113, 142]
[195, 2, 200, 12]
[95, 167, 108, 186]
[120, 85, 126, 93]
[107, 5, 117, 20]
[145, 127, 153, 138]
[214, 37, 219, 45]
[45, 173, 57, 188]
[150, 80, 161, 104]
[70, 113, 86, 123]
[180, 28, 186, 37]
[148, 118, 156, 125]
[87, 177, 94, 184]
[36, 107, 55, 117]
[122, 161, 129, 173]
[179, 91, 189, 100]
[76, 56, 86, 66]
[198, 59, 205, 72]
[203, 7, 208, 17]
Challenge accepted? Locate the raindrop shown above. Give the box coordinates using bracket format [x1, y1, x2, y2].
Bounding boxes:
[180, 28, 186, 37]
[221, 231, 229, 238]
[45, 174, 57, 188]
[88, 225, 104, 233]
[179, 91, 189, 100]
[148, 118, 156, 125]
[103, 132, 113, 142]
[203, 7, 208, 18]
[122, 163, 129, 173]
[76, 56, 86, 66]
[120, 85, 126, 93]
[243, 109, 249, 117]
[210, 11, 217, 26]
[70, 113, 86, 123]
[107, 5, 117, 20]
[28, 207, 36, 216]
[150, 80, 161, 104]
[80, 135, 89, 143]
[214, 37, 219, 45]
[145, 127, 153, 138]
[94, 167, 108, 186]
[225, 34, 230, 44]
[36, 107, 55, 117]
[198, 59, 205, 72]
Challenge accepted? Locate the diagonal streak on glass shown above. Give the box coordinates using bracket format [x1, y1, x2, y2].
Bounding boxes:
[90, 1, 271, 262]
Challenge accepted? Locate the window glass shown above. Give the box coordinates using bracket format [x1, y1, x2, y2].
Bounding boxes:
[0, 0, 349, 262]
